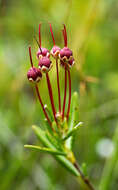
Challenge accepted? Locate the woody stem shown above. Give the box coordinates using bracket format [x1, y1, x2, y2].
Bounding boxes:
[46, 73, 57, 123]
[56, 59, 61, 113]
[66, 70, 71, 120]
[74, 162, 95, 190]
[35, 84, 52, 127]
[62, 67, 67, 120]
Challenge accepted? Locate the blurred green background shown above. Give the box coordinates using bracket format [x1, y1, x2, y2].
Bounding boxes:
[0, 0, 118, 189]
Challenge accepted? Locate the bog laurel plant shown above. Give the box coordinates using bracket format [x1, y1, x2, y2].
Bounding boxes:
[25, 23, 95, 190]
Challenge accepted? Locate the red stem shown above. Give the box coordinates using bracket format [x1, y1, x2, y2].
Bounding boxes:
[56, 59, 61, 113]
[63, 24, 67, 47]
[66, 70, 71, 120]
[49, 23, 55, 45]
[35, 84, 52, 127]
[62, 67, 67, 120]
[29, 46, 33, 67]
[46, 73, 57, 122]
[39, 23, 41, 47]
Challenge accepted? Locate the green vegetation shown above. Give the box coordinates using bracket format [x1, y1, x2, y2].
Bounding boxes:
[0, 0, 118, 189]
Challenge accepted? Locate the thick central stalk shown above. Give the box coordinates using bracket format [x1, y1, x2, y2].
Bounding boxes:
[35, 84, 52, 127]
[66, 70, 71, 120]
[46, 73, 57, 122]
[56, 59, 61, 113]
[62, 67, 67, 120]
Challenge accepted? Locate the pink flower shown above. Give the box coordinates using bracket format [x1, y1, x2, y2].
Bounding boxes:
[38, 57, 52, 73]
[27, 67, 42, 83]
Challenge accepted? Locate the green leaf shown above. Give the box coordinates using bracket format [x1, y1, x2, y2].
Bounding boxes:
[32, 125, 79, 177]
[44, 119, 53, 135]
[81, 162, 88, 177]
[24, 145, 66, 155]
[68, 92, 79, 130]
[63, 122, 83, 140]
[66, 92, 80, 149]
[52, 121, 60, 135]
[46, 131, 63, 151]
[32, 125, 54, 149]
[55, 155, 79, 177]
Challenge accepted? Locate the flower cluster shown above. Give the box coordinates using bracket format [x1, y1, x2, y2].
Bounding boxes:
[27, 23, 75, 130]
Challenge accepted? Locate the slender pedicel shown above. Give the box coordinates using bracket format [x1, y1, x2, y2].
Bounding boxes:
[37, 24, 50, 59]
[60, 24, 74, 120]
[38, 56, 57, 124]
[60, 25, 73, 65]
[35, 84, 52, 127]
[29, 46, 33, 67]
[66, 70, 71, 120]
[46, 73, 57, 123]
[62, 67, 67, 120]
[63, 25, 67, 47]
[49, 23, 61, 113]
[49, 23, 55, 45]
[39, 23, 41, 47]
[56, 58, 61, 113]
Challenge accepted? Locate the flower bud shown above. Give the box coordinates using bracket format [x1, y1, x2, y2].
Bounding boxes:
[27, 67, 42, 83]
[37, 47, 50, 60]
[51, 45, 61, 59]
[59, 47, 73, 62]
[38, 57, 52, 73]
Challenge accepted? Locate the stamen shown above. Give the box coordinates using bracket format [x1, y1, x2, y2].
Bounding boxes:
[35, 84, 52, 128]
[46, 73, 57, 123]
[63, 24, 67, 47]
[66, 70, 71, 120]
[39, 23, 41, 47]
[62, 67, 67, 120]
[56, 59, 61, 113]
[29, 46, 33, 67]
[49, 23, 55, 45]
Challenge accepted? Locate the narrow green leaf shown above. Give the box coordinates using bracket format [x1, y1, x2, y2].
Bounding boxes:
[24, 145, 66, 155]
[63, 122, 83, 140]
[81, 162, 88, 177]
[52, 121, 60, 134]
[68, 92, 79, 130]
[32, 125, 54, 148]
[46, 131, 63, 151]
[32, 125, 79, 177]
[66, 92, 80, 149]
[55, 155, 79, 177]
[44, 119, 53, 135]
